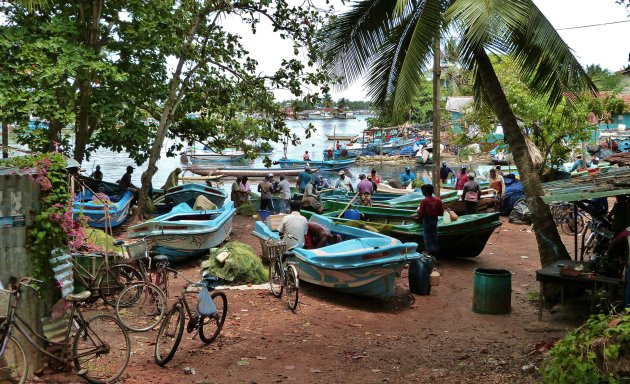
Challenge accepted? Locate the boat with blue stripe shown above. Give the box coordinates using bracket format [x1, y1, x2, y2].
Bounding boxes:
[73, 191, 134, 228]
[277, 158, 356, 171]
[164, 183, 227, 208]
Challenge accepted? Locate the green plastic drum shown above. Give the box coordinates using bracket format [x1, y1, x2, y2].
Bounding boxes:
[472, 268, 512, 314]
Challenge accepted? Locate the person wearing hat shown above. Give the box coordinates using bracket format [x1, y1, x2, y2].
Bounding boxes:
[400, 166, 416, 187]
[90, 165, 103, 181]
[117, 165, 138, 193]
[439, 162, 454, 183]
[455, 166, 468, 190]
[91, 186, 112, 205]
[277, 175, 292, 213]
[258, 174, 274, 212]
[334, 170, 354, 193]
[297, 167, 312, 193]
[357, 174, 373, 206]
[370, 168, 381, 184]
[461, 172, 481, 214]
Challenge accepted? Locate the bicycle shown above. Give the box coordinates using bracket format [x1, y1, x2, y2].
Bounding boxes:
[0, 277, 130, 384]
[113, 239, 168, 332]
[266, 237, 299, 311]
[550, 202, 588, 235]
[154, 274, 227, 366]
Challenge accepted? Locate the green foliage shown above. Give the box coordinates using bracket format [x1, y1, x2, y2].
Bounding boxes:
[540, 310, 630, 383]
[0, 153, 71, 281]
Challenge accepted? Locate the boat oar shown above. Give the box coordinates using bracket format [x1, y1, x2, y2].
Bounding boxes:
[337, 192, 360, 218]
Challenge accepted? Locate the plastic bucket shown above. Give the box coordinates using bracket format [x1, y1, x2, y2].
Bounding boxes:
[342, 210, 361, 220]
[409, 254, 433, 295]
[472, 268, 512, 314]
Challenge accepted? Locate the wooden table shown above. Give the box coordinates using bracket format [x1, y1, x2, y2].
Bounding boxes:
[535, 261, 623, 321]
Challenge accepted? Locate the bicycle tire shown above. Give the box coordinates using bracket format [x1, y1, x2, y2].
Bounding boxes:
[115, 282, 166, 332]
[269, 260, 283, 298]
[97, 264, 142, 307]
[199, 291, 228, 344]
[285, 264, 299, 311]
[0, 335, 28, 384]
[561, 212, 585, 235]
[73, 315, 131, 384]
[154, 304, 185, 366]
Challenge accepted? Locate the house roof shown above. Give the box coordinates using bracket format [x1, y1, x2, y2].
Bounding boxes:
[445, 96, 473, 112]
[540, 166, 630, 203]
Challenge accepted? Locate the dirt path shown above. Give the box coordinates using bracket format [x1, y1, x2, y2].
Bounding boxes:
[43, 215, 585, 384]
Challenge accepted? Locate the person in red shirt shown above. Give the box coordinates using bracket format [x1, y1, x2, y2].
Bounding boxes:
[454, 166, 468, 190]
[370, 168, 381, 184]
[416, 184, 444, 256]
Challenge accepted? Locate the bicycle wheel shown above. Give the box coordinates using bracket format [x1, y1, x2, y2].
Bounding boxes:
[269, 260, 283, 298]
[561, 212, 585, 235]
[98, 264, 142, 307]
[115, 282, 166, 332]
[73, 315, 130, 384]
[285, 265, 299, 311]
[0, 335, 28, 384]
[198, 291, 228, 344]
[154, 304, 185, 366]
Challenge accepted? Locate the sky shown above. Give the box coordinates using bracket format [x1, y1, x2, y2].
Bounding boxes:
[228, 0, 630, 102]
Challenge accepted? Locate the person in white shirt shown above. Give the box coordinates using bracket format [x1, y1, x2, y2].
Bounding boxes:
[278, 211, 308, 249]
[277, 175, 292, 213]
[334, 171, 354, 193]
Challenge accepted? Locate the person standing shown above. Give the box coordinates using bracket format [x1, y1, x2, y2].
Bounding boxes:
[334, 171, 354, 193]
[336, 140, 341, 150]
[455, 166, 468, 190]
[238, 176, 251, 206]
[303, 150, 311, 161]
[400, 166, 416, 187]
[416, 184, 443, 256]
[297, 167, 312, 193]
[439, 162, 454, 183]
[356, 174, 373, 206]
[368, 175, 378, 194]
[279, 211, 308, 249]
[90, 165, 103, 181]
[278, 175, 292, 213]
[117, 166, 138, 193]
[258, 174, 274, 212]
[370, 168, 381, 184]
[231, 176, 243, 207]
[461, 173, 481, 214]
[488, 169, 505, 209]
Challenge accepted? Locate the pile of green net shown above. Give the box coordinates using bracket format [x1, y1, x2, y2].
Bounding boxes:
[339, 220, 394, 235]
[236, 203, 257, 216]
[201, 241, 268, 284]
[411, 179, 425, 189]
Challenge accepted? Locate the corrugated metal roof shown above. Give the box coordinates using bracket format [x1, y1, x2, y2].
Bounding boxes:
[541, 166, 630, 203]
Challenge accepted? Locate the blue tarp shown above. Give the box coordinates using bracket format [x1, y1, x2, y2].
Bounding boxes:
[501, 174, 524, 216]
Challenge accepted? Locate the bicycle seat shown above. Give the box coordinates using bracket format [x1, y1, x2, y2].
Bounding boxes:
[113, 240, 125, 246]
[152, 254, 169, 264]
[65, 291, 92, 302]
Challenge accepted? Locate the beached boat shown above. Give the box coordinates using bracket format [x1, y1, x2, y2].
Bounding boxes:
[187, 165, 314, 178]
[184, 147, 245, 162]
[128, 202, 236, 263]
[79, 175, 164, 197]
[73, 191, 134, 228]
[252, 213, 421, 300]
[326, 134, 357, 141]
[277, 158, 356, 171]
[164, 183, 227, 208]
[301, 205, 501, 258]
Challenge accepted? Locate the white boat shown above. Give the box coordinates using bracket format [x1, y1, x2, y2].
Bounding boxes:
[184, 147, 245, 162]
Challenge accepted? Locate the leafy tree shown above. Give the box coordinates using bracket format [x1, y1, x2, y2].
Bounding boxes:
[321, 0, 596, 267]
[322, 92, 334, 108]
[586, 64, 623, 91]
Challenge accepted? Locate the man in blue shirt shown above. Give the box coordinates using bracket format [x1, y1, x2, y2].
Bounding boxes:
[400, 166, 416, 187]
[297, 167, 312, 193]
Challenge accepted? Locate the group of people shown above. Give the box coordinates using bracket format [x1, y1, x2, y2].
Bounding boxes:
[230, 174, 293, 213]
[439, 162, 506, 213]
[87, 164, 140, 205]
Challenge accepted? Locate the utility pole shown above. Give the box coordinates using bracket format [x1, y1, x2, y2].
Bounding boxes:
[432, 33, 441, 196]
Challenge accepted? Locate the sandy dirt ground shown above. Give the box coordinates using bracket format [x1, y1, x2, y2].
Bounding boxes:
[39, 214, 591, 384]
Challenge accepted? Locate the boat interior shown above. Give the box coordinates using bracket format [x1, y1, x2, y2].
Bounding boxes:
[165, 213, 220, 221]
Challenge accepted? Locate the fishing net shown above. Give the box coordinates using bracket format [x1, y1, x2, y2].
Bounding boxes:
[338, 220, 393, 235]
[236, 203, 257, 216]
[411, 179, 425, 189]
[201, 241, 268, 284]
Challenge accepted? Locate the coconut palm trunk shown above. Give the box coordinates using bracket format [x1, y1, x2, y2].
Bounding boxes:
[473, 47, 569, 266]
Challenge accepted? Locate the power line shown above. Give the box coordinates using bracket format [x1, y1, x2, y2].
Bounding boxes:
[557, 19, 630, 31]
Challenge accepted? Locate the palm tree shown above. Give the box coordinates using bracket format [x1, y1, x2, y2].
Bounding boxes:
[322, 0, 596, 267]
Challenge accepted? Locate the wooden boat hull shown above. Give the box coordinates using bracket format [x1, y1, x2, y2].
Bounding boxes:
[73, 191, 134, 228]
[79, 176, 164, 197]
[185, 149, 245, 162]
[164, 184, 227, 208]
[128, 202, 236, 263]
[326, 134, 357, 141]
[187, 166, 313, 177]
[278, 158, 356, 171]
[252, 214, 421, 300]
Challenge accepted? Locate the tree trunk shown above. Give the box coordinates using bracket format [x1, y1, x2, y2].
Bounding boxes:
[47, 119, 64, 153]
[432, 33, 441, 195]
[74, 79, 91, 162]
[2, 121, 8, 158]
[473, 47, 569, 267]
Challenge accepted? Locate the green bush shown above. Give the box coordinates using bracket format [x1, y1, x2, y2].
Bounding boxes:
[540, 311, 630, 383]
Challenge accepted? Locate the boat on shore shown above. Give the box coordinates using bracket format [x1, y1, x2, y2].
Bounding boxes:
[79, 175, 164, 197]
[73, 191, 134, 228]
[184, 148, 245, 162]
[252, 213, 421, 300]
[163, 183, 227, 208]
[187, 165, 315, 178]
[277, 158, 356, 171]
[128, 202, 236, 263]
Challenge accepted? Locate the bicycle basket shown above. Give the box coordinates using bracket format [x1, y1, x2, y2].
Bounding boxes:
[124, 240, 149, 259]
[265, 240, 287, 261]
[0, 289, 12, 320]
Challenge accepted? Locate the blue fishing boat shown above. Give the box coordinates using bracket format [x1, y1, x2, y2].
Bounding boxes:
[164, 183, 227, 208]
[128, 202, 236, 263]
[277, 158, 356, 171]
[73, 191, 134, 228]
[252, 213, 421, 300]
